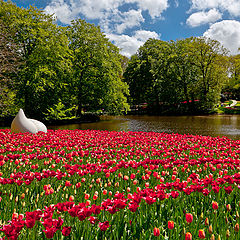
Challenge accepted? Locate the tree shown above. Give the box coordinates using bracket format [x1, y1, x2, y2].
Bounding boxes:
[0, 1, 72, 119]
[167, 39, 198, 112]
[124, 39, 173, 111]
[68, 19, 129, 115]
[188, 37, 229, 111]
[223, 54, 240, 100]
[124, 37, 229, 114]
[0, 20, 21, 117]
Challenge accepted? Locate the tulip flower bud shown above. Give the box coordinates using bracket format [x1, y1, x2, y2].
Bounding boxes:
[212, 201, 218, 210]
[210, 234, 215, 240]
[69, 195, 74, 201]
[226, 204, 231, 212]
[185, 213, 193, 223]
[103, 189, 107, 195]
[153, 227, 160, 236]
[21, 193, 25, 199]
[234, 223, 239, 232]
[198, 229, 205, 239]
[209, 225, 213, 234]
[204, 217, 209, 226]
[226, 229, 230, 238]
[185, 232, 192, 240]
[168, 220, 174, 230]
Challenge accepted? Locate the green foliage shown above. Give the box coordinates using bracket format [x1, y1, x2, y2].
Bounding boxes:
[0, 1, 129, 120]
[0, 1, 73, 119]
[68, 19, 129, 116]
[0, 19, 22, 117]
[222, 55, 240, 100]
[44, 101, 77, 120]
[124, 37, 229, 114]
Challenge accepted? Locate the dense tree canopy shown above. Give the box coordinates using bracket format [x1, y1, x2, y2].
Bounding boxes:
[0, 1, 129, 120]
[223, 54, 240, 100]
[0, 1, 238, 120]
[0, 19, 21, 117]
[124, 37, 229, 114]
[68, 19, 129, 116]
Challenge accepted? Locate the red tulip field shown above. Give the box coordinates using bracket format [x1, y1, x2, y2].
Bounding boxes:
[0, 129, 239, 239]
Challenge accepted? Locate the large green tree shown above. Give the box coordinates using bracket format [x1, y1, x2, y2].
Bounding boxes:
[124, 37, 228, 114]
[124, 39, 172, 109]
[0, 1, 72, 119]
[68, 19, 129, 115]
[223, 54, 240, 100]
[188, 37, 229, 111]
[0, 19, 21, 117]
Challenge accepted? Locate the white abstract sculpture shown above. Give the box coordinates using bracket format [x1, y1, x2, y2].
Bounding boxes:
[11, 109, 47, 133]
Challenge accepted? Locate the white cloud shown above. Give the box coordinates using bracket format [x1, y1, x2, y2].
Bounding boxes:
[45, 0, 169, 31]
[44, 0, 166, 57]
[44, 0, 76, 24]
[44, 0, 123, 24]
[186, 9, 222, 27]
[203, 20, 240, 55]
[189, 0, 240, 17]
[75, 0, 122, 19]
[107, 30, 160, 57]
[115, 10, 144, 34]
[134, 30, 160, 42]
[126, 0, 169, 18]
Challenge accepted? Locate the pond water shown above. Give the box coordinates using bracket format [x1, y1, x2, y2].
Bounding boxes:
[47, 115, 240, 140]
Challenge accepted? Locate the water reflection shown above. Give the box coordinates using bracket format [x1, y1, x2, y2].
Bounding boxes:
[47, 115, 240, 140]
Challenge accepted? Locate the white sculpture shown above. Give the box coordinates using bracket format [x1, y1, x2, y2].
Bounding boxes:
[11, 109, 47, 133]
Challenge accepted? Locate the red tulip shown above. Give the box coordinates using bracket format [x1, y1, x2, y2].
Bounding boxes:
[185, 213, 193, 223]
[62, 226, 71, 236]
[153, 227, 160, 236]
[168, 220, 174, 230]
[198, 229, 206, 239]
[185, 232, 192, 240]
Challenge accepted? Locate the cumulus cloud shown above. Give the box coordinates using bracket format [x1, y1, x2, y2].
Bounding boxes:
[44, 0, 166, 57]
[45, 0, 124, 24]
[186, 9, 222, 27]
[44, 0, 76, 24]
[115, 10, 144, 34]
[189, 0, 240, 17]
[107, 30, 160, 57]
[44, 0, 169, 30]
[203, 20, 240, 55]
[126, 0, 169, 18]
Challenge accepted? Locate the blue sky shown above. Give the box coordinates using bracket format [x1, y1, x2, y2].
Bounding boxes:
[10, 0, 240, 57]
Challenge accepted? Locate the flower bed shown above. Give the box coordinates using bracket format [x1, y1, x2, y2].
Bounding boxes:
[0, 129, 239, 239]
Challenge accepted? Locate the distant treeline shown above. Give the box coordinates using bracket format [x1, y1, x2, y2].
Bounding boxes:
[124, 38, 240, 114]
[1, 1, 240, 121]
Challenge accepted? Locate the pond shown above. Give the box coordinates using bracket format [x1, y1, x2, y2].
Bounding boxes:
[47, 115, 240, 140]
